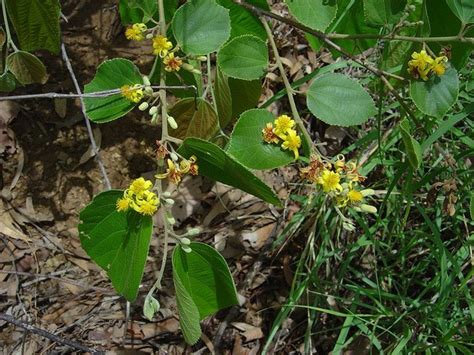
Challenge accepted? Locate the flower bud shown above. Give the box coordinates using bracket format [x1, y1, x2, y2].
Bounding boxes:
[182, 245, 192, 253]
[196, 56, 207, 61]
[144, 86, 153, 95]
[361, 189, 375, 197]
[162, 191, 172, 198]
[191, 69, 202, 75]
[145, 33, 154, 39]
[360, 204, 377, 214]
[138, 102, 149, 111]
[142, 75, 151, 86]
[181, 237, 191, 245]
[167, 116, 178, 129]
[170, 152, 179, 161]
[166, 215, 176, 225]
[151, 112, 159, 124]
[164, 198, 174, 205]
[182, 63, 194, 71]
[149, 106, 158, 116]
[187, 227, 201, 236]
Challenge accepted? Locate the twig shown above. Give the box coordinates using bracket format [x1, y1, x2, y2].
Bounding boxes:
[61, 43, 112, 190]
[0, 313, 104, 354]
[0, 85, 197, 101]
[235, 1, 474, 44]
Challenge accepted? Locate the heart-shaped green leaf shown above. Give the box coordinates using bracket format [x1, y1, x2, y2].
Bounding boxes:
[409, 67, 459, 119]
[217, 35, 268, 80]
[227, 109, 294, 169]
[178, 138, 281, 206]
[307, 73, 376, 126]
[79, 190, 153, 302]
[172, 0, 231, 55]
[216, 0, 266, 40]
[84, 59, 143, 123]
[286, 0, 337, 31]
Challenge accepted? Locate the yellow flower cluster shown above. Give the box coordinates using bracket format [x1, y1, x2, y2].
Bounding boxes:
[408, 50, 448, 81]
[125, 23, 147, 41]
[262, 114, 302, 159]
[120, 84, 144, 103]
[300, 155, 377, 213]
[152, 35, 173, 57]
[116, 178, 160, 216]
[155, 156, 198, 185]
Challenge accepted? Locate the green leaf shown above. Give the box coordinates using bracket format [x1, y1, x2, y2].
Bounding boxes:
[172, 0, 231, 55]
[178, 138, 281, 206]
[173, 242, 238, 319]
[78, 190, 153, 302]
[399, 119, 422, 170]
[409, 67, 459, 119]
[286, 0, 337, 31]
[307, 73, 376, 126]
[6, 51, 47, 85]
[169, 98, 219, 139]
[84, 59, 143, 123]
[227, 109, 294, 169]
[217, 35, 268, 80]
[446, 0, 474, 23]
[0, 72, 17, 92]
[172, 242, 238, 344]
[229, 77, 262, 120]
[143, 295, 161, 321]
[363, 0, 406, 26]
[173, 262, 202, 344]
[215, 68, 233, 128]
[5, 0, 60, 54]
[216, 0, 266, 40]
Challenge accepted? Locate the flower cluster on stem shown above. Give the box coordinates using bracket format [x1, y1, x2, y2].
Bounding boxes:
[408, 50, 448, 81]
[262, 114, 302, 159]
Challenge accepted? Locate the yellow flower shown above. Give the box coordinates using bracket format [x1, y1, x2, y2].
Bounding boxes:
[156, 159, 183, 184]
[281, 129, 301, 159]
[318, 169, 342, 193]
[408, 50, 434, 81]
[121, 84, 144, 103]
[274, 114, 295, 138]
[347, 189, 363, 204]
[125, 23, 147, 41]
[129, 177, 153, 197]
[116, 197, 130, 212]
[153, 35, 173, 57]
[135, 190, 160, 216]
[432, 56, 448, 76]
[163, 53, 183, 72]
[262, 122, 280, 144]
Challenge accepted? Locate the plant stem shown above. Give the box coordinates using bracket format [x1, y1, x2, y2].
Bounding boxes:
[158, 0, 168, 141]
[262, 18, 313, 153]
[207, 54, 219, 115]
[1, 0, 18, 53]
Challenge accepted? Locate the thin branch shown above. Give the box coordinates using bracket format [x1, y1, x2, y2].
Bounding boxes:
[0, 85, 197, 101]
[0, 313, 103, 354]
[236, 0, 474, 45]
[61, 43, 112, 190]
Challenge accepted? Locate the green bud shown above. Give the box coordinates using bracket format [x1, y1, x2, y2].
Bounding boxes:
[142, 75, 151, 86]
[149, 106, 158, 116]
[162, 191, 172, 198]
[164, 198, 174, 205]
[191, 69, 202, 75]
[181, 237, 191, 245]
[170, 152, 179, 161]
[167, 116, 178, 129]
[182, 245, 192, 253]
[360, 204, 377, 214]
[166, 215, 176, 225]
[361, 189, 375, 197]
[138, 102, 149, 111]
[196, 56, 207, 61]
[187, 227, 201, 236]
[145, 33, 154, 39]
[182, 63, 194, 71]
[143, 295, 160, 321]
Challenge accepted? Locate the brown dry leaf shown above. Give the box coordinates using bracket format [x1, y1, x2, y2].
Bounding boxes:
[231, 322, 264, 342]
[241, 223, 275, 250]
[141, 318, 180, 338]
[0, 200, 30, 242]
